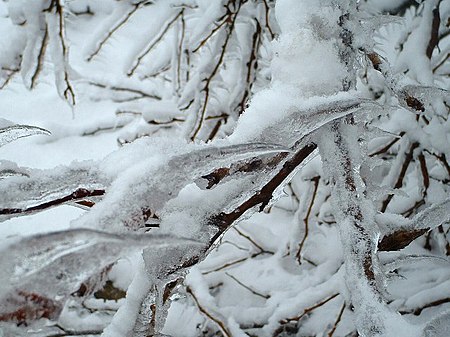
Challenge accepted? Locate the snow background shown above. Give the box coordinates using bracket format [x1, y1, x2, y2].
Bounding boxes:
[0, 0, 449, 336]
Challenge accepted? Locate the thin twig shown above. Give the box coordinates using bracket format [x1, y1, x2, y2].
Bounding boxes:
[202, 257, 249, 275]
[0, 66, 20, 90]
[237, 19, 261, 115]
[87, 0, 150, 61]
[53, 0, 76, 104]
[128, 10, 183, 76]
[30, 25, 49, 89]
[225, 272, 270, 299]
[202, 250, 270, 276]
[426, 0, 441, 59]
[81, 120, 131, 136]
[381, 142, 419, 212]
[233, 226, 273, 254]
[186, 287, 232, 337]
[208, 143, 317, 244]
[189, 1, 243, 140]
[192, 17, 228, 53]
[400, 297, 450, 315]
[327, 302, 346, 337]
[369, 132, 405, 157]
[0, 188, 105, 217]
[433, 52, 449, 72]
[262, 0, 275, 39]
[88, 81, 161, 100]
[176, 10, 186, 92]
[286, 182, 300, 206]
[46, 329, 103, 337]
[280, 293, 340, 323]
[296, 176, 320, 264]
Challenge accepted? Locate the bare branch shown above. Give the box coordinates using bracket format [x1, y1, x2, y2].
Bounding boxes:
[327, 302, 346, 337]
[87, 1, 151, 62]
[279, 293, 340, 324]
[128, 10, 183, 76]
[296, 176, 320, 264]
[186, 286, 232, 337]
[225, 272, 270, 299]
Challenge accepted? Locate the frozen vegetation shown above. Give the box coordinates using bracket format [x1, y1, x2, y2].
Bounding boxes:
[0, 0, 449, 336]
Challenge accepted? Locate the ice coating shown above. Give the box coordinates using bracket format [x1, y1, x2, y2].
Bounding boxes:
[0, 163, 107, 223]
[71, 141, 290, 232]
[0, 228, 203, 333]
[0, 0, 448, 335]
[0, 123, 50, 147]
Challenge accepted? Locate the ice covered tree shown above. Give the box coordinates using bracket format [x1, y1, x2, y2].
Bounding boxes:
[0, 0, 449, 336]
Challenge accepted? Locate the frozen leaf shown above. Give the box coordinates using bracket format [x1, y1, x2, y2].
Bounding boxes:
[398, 85, 449, 113]
[379, 199, 450, 251]
[0, 123, 50, 147]
[0, 164, 108, 223]
[232, 92, 381, 146]
[0, 170, 29, 180]
[0, 160, 29, 180]
[1, 228, 201, 290]
[73, 142, 291, 232]
[382, 254, 448, 272]
[410, 198, 450, 231]
[0, 228, 203, 324]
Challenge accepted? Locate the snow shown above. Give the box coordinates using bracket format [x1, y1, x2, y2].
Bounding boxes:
[0, 0, 449, 336]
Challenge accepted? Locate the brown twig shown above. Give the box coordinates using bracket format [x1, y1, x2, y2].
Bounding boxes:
[433, 152, 450, 177]
[381, 142, 419, 212]
[202, 256, 249, 275]
[369, 132, 405, 157]
[286, 182, 300, 206]
[81, 119, 131, 136]
[402, 199, 426, 218]
[205, 113, 228, 141]
[327, 302, 346, 337]
[426, 0, 441, 59]
[30, 25, 49, 89]
[233, 226, 273, 254]
[88, 81, 161, 101]
[0, 188, 105, 217]
[128, 10, 183, 76]
[51, 0, 76, 104]
[400, 297, 450, 316]
[262, 0, 275, 39]
[186, 286, 232, 337]
[237, 20, 261, 115]
[176, 11, 186, 92]
[206, 119, 223, 141]
[140, 64, 171, 79]
[280, 293, 340, 324]
[87, 0, 150, 61]
[192, 17, 228, 53]
[202, 249, 270, 275]
[399, 152, 430, 217]
[208, 143, 317, 243]
[147, 118, 185, 125]
[225, 272, 270, 299]
[433, 52, 449, 72]
[0, 66, 20, 90]
[296, 176, 320, 264]
[189, 1, 243, 140]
